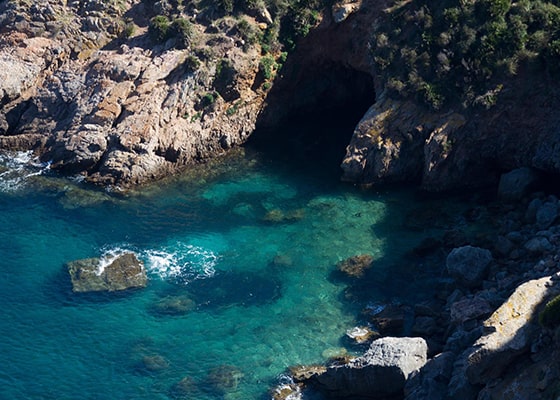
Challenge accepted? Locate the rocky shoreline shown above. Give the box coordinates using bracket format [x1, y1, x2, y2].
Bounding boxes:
[272, 171, 560, 399]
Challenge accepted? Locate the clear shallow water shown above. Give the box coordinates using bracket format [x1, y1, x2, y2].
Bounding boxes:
[0, 149, 485, 399]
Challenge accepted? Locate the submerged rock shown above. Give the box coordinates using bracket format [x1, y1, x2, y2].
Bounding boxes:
[137, 354, 169, 373]
[206, 365, 244, 393]
[151, 295, 196, 316]
[67, 252, 147, 292]
[169, 375, 197, 399]
[336, 254, 373, 278]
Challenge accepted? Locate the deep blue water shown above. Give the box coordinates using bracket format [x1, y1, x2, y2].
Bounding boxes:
[0, 148, 483, 399]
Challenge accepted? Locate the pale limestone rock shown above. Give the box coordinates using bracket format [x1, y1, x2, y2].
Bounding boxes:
[308, 337, 427, 398]
[465, 276, 560, 385]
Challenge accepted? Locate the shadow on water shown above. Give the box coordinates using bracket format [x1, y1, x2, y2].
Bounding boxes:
[151, 270, 283, 314]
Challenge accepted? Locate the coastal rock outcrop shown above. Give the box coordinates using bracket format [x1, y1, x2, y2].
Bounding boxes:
[465, 276, 560, 385]
[0, 0, 266, 189]
[303, 337, 427, 398]
[67, 252, 147, 292]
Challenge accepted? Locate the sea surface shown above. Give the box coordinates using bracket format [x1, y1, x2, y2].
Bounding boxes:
[0, 145, 489, 399]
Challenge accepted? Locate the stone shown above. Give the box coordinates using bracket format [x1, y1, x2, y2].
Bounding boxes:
[448, 348, 480, 400]
[346, 326, 379, 344]
[169, 376, 196, 398]
[536, 201, 559, 229]
[271, 383, 302, 400]
[465, 276, 560, 385]
[525, 198, 543, 224]
[411, 316, 437, 336]
[206, 365, 244, 393]
[336, 254, 373, 278]
[404, 351, 455, 400]
[524, 236, 553, 254]
[449, 297, 493, 324]
[494, 235, 514, 257]
[368, 303, 408, 335]
[290, 365, 328, 382]
[67, 252, 147, 292]
[446, 246, 493, 288]
[308, 337, 428, 398]
[497, 167, 539, 202]
[138, 354, 169, 373]
[332, 2, 360, 23]
[151, 295, 196, 316]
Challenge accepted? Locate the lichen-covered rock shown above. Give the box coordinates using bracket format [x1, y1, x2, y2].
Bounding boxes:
[465, 276, 560, 385]
[307, 337, 427, 398]
[446, 246, 492, 288]
[67, 252, 147, 292]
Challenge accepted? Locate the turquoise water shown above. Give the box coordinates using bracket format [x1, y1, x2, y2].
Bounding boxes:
[0, 148, 480, 399]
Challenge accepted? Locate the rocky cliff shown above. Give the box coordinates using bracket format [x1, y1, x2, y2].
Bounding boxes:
[0, 0, 267, 188]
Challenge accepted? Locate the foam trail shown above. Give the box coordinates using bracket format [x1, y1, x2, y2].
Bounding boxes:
[96, 242, 219, 284]
[143, 242, 219, 284]
[0, 151, 51, 192]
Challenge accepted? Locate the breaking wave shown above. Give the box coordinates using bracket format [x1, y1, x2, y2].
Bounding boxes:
[98, 242, 219, 284]
[0, 151, 51, 192]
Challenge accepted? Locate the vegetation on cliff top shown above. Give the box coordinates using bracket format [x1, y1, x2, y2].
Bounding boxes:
[372, 0, 560, 110]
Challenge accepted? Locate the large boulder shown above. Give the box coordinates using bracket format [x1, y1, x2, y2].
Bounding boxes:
[404, 351, 455, 400]
[67, 252, 147, 292]
[308, 337, 428, 398]
[446, 246, 492, 288]
[465, 276, 560, 385]
[497, 167, 540, 202]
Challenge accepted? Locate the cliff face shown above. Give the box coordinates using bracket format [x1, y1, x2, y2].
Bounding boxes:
[341, 73, 560, 191]
[0, 0, 265, 188]
[2, 0, 560, 192]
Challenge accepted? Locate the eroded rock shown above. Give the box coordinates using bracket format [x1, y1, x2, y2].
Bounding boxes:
[306, 337, 428, 398]
[67, 252, 147, 292]
[465, 276, 560, 385]
[446, 246, 492, 288]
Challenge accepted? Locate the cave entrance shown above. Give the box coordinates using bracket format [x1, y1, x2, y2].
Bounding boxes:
[247, 62, 375, 179]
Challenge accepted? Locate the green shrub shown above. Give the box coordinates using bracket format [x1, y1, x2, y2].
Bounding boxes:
[184, 55, 201, 72]
[259, 55, 276, 79]
[171, 18, 195, 48]
[200, 92, 218, 108]
[149, 15, 171, 42]
[539, 294, 560, 328]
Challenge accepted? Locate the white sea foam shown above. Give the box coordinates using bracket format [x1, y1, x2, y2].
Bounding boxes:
[0, 151, 51, 192]
[96, 242, 218, 283]
[144, 242, 218, 284]
[98, 246, 133, 275]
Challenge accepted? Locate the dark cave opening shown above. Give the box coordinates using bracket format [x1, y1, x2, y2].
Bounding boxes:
[247, 63, 375, 178]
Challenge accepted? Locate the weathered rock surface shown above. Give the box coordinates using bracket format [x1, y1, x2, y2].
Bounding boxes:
[307, 337, 427, 398]
[0, 0, 265, 189]
[446, 245, 493, 288]
[404, 351, 455, 400]
[465, 276, 560, 385]
[67, 252, 147, 292]
[497, 167, 540, 202]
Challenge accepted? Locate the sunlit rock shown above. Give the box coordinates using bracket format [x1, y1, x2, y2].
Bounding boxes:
[67, 252, 147, 292]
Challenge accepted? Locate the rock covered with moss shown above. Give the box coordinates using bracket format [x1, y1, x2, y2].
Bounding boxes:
[67, 252, 147, 292]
